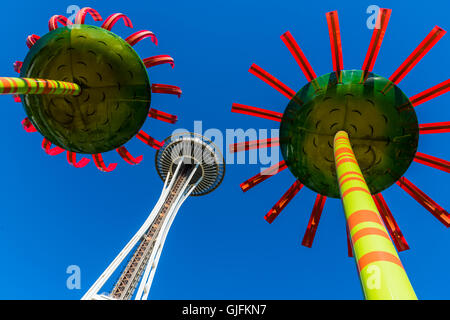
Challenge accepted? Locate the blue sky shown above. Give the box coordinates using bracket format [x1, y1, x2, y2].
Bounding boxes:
[0, 0, 449, 299]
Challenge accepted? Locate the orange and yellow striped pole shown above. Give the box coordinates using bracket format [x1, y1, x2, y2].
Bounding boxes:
[0, 77, 81, 96]
[334, 131, 417, 300]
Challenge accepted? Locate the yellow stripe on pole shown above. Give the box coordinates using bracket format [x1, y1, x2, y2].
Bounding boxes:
[0, 77, 80, 96]
[334, 130, 417, 300]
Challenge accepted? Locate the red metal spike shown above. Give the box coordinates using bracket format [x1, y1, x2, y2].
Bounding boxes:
[414, 152, 450, 173]
[21, 118, 37, 133]
[362, 8, 392, 73]
[92, 154, 117, 172]
[409, 79, 450, 107]
[74, 7, 103, 24]
[301, 194, 327, 248]
[372, 194, 410, 252]
[42, 138, 65, 156]
[396, 176, 450, 227]
[240, 161, 287, 192]
[230, 138, 279, 153]
[148, 108, 177, 124]
[67, 151, 90, 168]
[101, 13, 133, 30]
[48, 15, 72, 31]
[419, 121, 450, 134]
[136, 130, 163, 150]
[249, 64, 296, 99]
[116, 146, 143, 165]
[231, 103, 283, 122]
[151, 84, 181, 97]
[143, 55, 175, 69]
[264, 180, 303, 224]
[346, 224, 353, 257]
[326, 11, 344, 77]
[125, 30, 158, 46]
[26, 34, 40, 49]
[13, 61, 23, 74]
[389, 26, 446, 85]
[280, 31, 317, 82]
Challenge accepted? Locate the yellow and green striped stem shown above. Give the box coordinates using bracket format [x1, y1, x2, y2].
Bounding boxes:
[334, 131, 417, 300]
[0, 77, 80, 96]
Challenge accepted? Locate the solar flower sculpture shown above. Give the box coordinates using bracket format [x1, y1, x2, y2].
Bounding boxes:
[230, 9, 449, 299]
[0, 7, 181, 171]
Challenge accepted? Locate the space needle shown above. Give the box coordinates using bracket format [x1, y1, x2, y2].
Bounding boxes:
[82, 132, 225, 300]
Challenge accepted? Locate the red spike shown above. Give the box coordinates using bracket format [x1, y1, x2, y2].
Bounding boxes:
[148, 108, 177, 124]
[143, 55, 174, 69]
[151, 84, 181, 97]
[396, 176, 450, 227]
[125, 30, 158, 46]
[264, 180, 303, 224]
[346, 224, 353, 257]
[92, 154, 117, 172]
[101, 13, 133, 30]
[326, 11, 344, 77]
[42, 138, 65, 156]
[249, 64, 296, 99]
[74, 7, 103, 24]
[21, 118, 37, 133]
[230, 138, 279, 153]
[280, 31, 317, 82]
[13, 95, 21, 103]
[48, 15, 72, 31]
[240, 161, 287, 192]
[372, 194, 410, 252]
[136, 130, 163, 150]
[389, 26, 446, 85]
[414, 152, 450, 173]
[13, 61, 23, 74]
[67, 151, 90, 168]
[26, 34, 40, 49]
[116, 146, 143, 165]
[231, 103, 283, 122]
[419, 121, 450, 134]
[301, 194, 327, 248]
[362, 8, 391, 73]
[410, 79, 450, 107]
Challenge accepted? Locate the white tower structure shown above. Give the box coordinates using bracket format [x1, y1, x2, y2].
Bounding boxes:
[82, 133, 225, 300]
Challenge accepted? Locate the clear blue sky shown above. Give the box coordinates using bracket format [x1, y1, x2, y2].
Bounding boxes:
[0, 0, 449, 299]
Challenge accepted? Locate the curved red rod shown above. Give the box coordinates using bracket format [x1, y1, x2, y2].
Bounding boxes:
[67, 151, 90, 168]
[48, 15, 72, 31]
[92, 154, 117, 172]
[42, 138, 65, 156]
[13, 61, 22, 74]
[21, 118, 37, 133]
[101, 13, 133, 30]
[116, 146, 143, 165]
[143, 55, 175, 69]
[26, 34, 40, 49]
[151, 84, 182, 97]
[74, 7, 103, 25]
[125, 30, 158, 46]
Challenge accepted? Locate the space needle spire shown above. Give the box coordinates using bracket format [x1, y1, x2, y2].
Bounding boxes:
[82, 133, 225, 300]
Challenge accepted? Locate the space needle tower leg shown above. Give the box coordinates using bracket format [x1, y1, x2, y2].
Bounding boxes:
[333, 131, 417, 300]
